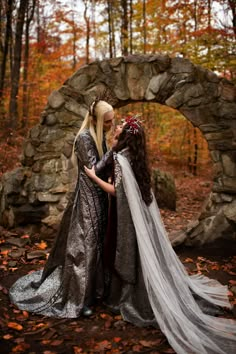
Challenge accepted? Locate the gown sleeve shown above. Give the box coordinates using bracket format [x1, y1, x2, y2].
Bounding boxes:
[74, 131, 100, 168]
[95, 150, 113, 178]
[74, 131, 113, 180]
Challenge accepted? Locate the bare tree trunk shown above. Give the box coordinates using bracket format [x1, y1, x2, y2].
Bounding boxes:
[83, 0, 90, 64]
[9, 0, 28, 129]
[0, 0, 13, 102]
[107, 0, 113, 58]
[207, 0, 212, 62]
[228, 0, 236, 36]
[111, 2, 116, 57]
[36, 0, 40, 44]
[91, 0, 97, 59]
[143, 0, 146, 54]
[121, 0, 128, 55]
[193, 0, 198, 57]
[129, 0, 133, 54]
[71, 2, 77, 70]
[22, 0, 36, 128]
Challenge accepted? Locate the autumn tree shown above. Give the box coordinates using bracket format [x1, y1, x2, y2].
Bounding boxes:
[9, 0, 28, 129]
[0, 0, 14, 115]
[22, 0, 36, 128]
[107, 0, 115, 57]
[82, 0, 91, 63]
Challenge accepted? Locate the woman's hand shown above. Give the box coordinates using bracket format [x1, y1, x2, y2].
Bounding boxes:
[84, 165, 96, 180]
[84, 165, 115, 196]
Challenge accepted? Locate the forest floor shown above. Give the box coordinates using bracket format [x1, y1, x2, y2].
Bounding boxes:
[0, 166, 236, 354]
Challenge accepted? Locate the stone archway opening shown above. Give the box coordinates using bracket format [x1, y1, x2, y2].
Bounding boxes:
[117, 102, 214, 238]
[0, 54, 235, 246]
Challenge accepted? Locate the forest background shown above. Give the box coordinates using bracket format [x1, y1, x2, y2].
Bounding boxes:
[1, 3, 236, 352]
[0, 0, 235, 180]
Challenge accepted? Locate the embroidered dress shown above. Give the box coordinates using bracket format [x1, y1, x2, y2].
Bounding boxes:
[105, 150, 236, 354]
[9, 129, 109, 318]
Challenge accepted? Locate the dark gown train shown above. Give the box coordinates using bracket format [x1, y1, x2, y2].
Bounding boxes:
[9, 129, 110, 318]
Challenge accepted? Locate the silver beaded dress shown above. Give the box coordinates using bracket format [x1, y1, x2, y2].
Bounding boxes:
[9, 129, 110, 318]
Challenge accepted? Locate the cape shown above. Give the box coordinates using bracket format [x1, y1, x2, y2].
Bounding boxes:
[106, 152, 236, 354]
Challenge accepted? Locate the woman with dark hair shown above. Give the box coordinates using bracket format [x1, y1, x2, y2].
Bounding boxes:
[85, 115, 236, 354]
[9, 100, 114, 318]
[113, 117, 152, 205]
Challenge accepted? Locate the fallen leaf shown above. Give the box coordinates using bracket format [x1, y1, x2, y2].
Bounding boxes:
[113, 337, 122, 343]
[183, 258, 194, 263]
[32, 322, 46, 330]
[210, 264, 220, 270]
[73, 347, 83, 354]
[22, 310, 29, 318]
[3, 334, 13, 340]
[36, 241, 48, 250]
[41, 340, 51, 345]
[9, 267, 18, 272]
[13, 309, 21, 314]
[50, 340, 64, 346]
[100, 313, 112, 320]
[132, 344, 142, 352]
[12, 343, 30, 352]
[94, 340, 111, 351]
[7, 322, 23, 331]
[21, 234, 30, 239]
[139, 339, 162, 347]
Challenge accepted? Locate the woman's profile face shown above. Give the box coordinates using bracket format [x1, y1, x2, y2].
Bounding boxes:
[103, 111, 114, 132]
[114, 124, 123, 136]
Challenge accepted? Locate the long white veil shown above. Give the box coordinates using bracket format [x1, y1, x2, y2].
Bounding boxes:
[117, 154, 236, 354]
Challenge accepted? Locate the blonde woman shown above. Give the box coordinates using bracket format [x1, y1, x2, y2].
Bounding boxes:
[9, 100, 115, 318]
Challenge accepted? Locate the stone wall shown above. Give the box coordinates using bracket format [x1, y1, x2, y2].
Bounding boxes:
[0, 54, 236, 245]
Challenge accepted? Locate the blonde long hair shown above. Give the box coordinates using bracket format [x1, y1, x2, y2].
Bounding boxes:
[71, 100, 114, 165]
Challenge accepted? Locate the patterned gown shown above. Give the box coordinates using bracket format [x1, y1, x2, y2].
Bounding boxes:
[9, 129, 109, 318]
[105, 150, 236, 354]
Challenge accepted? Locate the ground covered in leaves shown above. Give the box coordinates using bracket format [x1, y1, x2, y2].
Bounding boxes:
[0, 173, 236, 354]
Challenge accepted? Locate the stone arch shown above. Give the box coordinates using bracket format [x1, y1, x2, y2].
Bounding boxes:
[0, 54, 235, 246]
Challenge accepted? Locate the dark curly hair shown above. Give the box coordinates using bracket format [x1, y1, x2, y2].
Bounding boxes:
[113, 122, 153, 206]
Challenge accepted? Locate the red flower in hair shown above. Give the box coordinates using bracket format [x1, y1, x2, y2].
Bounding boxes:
[125, 114, 142, 135]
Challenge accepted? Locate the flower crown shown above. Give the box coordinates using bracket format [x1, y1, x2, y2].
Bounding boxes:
[123, 114, 143, 135]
